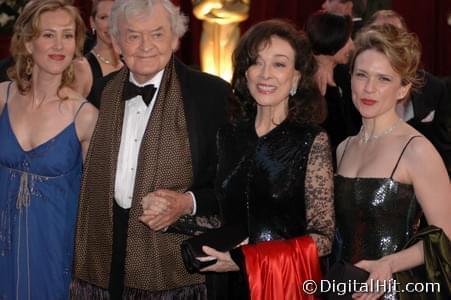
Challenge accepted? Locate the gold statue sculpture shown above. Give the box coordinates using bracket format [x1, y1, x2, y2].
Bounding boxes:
[193, 0, 250, 82]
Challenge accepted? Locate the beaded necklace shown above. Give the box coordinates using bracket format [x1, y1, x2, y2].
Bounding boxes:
[92, 49, 112, 65]
[360, 118, 403, 143]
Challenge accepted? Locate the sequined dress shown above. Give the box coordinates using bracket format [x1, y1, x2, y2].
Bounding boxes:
[214, 120, 334, 299]
[217, 120, 334, 247]
[0, 83, 84, 299]
[334, 136, 423, 299]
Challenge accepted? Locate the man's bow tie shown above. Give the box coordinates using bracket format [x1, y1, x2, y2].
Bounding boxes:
[123, 81, 157, 106]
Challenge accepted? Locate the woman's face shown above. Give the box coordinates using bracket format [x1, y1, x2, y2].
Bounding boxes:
[26, 9, 76, 76]
[90, 1, 114, 45]
[351, 49, 410, 119]
[246, 36, 300, 112]
[321, 0, 351, 16]
[333, 37, 354, 64]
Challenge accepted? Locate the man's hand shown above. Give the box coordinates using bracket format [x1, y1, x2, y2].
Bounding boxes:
[139, 189, 194, 231]
[314, 55, 336, 96]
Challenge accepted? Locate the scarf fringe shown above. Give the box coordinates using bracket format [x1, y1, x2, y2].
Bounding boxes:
[70, 279, 206, 300]
[123, 283, 207, 300]
[70, 279, 110, 300]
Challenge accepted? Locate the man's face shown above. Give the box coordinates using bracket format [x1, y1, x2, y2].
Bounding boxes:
[113, 3, 178, 83]
[321, 0, 352, 16]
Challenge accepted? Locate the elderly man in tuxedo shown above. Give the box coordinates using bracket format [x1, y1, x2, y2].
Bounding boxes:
[71, 0, 230, 299]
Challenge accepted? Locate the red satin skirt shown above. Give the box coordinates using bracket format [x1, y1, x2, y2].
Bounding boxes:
[242, 236, 322, 300]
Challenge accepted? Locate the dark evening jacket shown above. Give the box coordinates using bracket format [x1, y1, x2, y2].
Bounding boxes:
[88, 58, 232, 216]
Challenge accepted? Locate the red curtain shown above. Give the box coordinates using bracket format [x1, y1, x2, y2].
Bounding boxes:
[1, 0, 450, 76]
[392, 0, 451, 76]
[176, 0, 322, 69]
[177, 0, 451, 76]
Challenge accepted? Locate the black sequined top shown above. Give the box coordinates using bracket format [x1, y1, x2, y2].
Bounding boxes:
[334, 136, 423, 264]
[216, 120, 334, 255]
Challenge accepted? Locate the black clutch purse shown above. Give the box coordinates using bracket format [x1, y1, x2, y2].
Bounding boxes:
[181, 224, 248, 273]
[322, 260, 370, 299]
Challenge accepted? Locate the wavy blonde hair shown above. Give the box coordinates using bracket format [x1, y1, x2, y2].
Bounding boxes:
[351, 24, 422, 92]
[8, 0, 86, 95]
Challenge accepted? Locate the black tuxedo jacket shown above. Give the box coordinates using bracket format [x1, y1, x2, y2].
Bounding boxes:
[88, 57, 231, 216]
[322, 64, 361, 164]
[323, 67, 451, 175]
[408, 70, 451, 175]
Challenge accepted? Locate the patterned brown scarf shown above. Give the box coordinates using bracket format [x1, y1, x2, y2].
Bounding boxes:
[73, 57, 205, 293]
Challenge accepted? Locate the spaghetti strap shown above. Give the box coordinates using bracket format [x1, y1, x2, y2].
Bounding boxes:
[5, 81, 12, 104]
[390, 136, 422, 179]
[337, 136, 352, 170]
[73, 101, 88, 122]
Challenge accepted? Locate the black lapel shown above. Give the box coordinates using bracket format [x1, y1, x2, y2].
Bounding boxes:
[175, 57, 200, 182]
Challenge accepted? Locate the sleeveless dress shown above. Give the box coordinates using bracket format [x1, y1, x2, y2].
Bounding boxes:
[0, 83, 86, 300]
[334, 136, 423, 300]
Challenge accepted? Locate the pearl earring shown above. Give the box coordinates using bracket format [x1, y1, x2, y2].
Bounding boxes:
[290, 86, 297, 96]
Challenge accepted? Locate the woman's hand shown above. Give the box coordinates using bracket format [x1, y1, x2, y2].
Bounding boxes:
[352, 258, 394, 300]
[198, 246, 240, 272]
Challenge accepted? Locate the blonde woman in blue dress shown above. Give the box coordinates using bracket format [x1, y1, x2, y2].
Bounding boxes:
[0, 1, 97, 298]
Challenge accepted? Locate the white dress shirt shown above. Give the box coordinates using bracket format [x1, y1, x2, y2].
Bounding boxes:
[396, 100, 414, 122]
[114, 70, 163, 209]
[113, 70, 197, 213]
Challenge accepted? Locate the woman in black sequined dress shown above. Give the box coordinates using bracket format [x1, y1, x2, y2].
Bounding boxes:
[334, 25, 451, 299]
[198, 20, 335, 299]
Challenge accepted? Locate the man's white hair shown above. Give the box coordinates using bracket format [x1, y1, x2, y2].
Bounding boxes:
[109, 0, 188, 39]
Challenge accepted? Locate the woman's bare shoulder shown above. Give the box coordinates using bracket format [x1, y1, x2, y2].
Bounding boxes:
[59, 87, 95, 116]
[403, 134, 438, 162]
[0, 81, 13, 114]
[72, 57, 93, 97]
[397, 123, 434, 159]
[336, 134, 358, 162]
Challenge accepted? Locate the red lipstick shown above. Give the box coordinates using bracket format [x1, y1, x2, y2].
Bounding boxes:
[48, 54, 65, 61]
[361, 98, 377, 105]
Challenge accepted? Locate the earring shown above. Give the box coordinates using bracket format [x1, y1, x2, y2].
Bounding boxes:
[92, 28, 96, 35]
[66, 63, 75, 81]
[289, 86, 297, 96]
[25, 56, 33, 76]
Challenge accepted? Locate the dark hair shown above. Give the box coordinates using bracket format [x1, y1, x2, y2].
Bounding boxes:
[230, 19, 325, 125]
[91, 0, 112, 17]
[305, 11, 353, 56]
[366, 9, 408, 30]
[350, 0, 367, 18]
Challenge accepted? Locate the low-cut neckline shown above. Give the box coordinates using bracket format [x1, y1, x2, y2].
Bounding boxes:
[3, 103, 74, 153]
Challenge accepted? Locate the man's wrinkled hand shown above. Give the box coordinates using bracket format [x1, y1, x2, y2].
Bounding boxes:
[139, 189, 193, 231]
